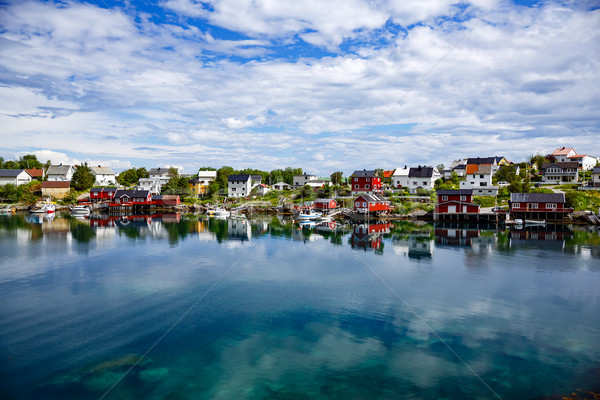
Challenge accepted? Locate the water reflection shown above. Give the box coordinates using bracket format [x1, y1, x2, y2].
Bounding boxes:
[1, 213, 599, 258]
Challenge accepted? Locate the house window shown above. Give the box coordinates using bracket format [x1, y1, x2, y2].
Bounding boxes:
[548, 203, 557, 209]
[422, 181, 427, 186]
[513, 203, 520, 208]
[366, 178, 370, 182]
[365, 184, 370, 189]
[480, 175, 484, 178]
[354, 178, 358, 182]
[481, 182, 487, 186]
[232, 188, 236, 191]
[442, 195, 448, 201]
[355, 184, 359, 189]
[363, 202, 367, 207]
[530, 203, 538, 209]
[460, 195, 466, 201]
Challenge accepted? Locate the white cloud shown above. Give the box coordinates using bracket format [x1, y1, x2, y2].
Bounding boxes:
[30, 150, 78, 165]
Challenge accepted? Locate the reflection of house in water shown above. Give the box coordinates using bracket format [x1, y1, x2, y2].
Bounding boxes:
[510, 225, 573, 241]
[89, 213, 180, 239]
[228, 218, 251, 242]
[350, 222, 390, 251]
[393, 232, 434, 259]
[435, 226, 481, 247]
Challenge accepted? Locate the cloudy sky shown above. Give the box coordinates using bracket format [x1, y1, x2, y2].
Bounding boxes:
[1, 0, 598, 175]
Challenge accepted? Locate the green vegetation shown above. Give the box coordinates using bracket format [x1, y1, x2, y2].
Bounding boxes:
[565, 191, 600, 211]
[71, 163, 95, 191]
[0, 154, 46, 170]
[473, 196, 496, 207]
[0, 181, 40, 203]
[116, 167, 148, 187]
[161, 168, 193, 200]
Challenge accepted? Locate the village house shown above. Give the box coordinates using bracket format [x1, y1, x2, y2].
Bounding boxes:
[314, 198, 337, 211]
[112, 190, 152, 204]
[353, 193, 390, 214]
[152, 194, 181, 206]
[25, 168, 45, 181]
[541, 162, 579, 184]
[46, 164, 75, 181]
[41, 181, 70, 199]
[460, 164, 498, 196]
[0, 169, 32, 186]
[253, 184, 270, 196]
[90, 166, 117, 186]
[189, 170, 217, 197]
[566, 154, 599, 170]
[227, 174, 252, 198]
[351, 170, 382, 195]
[272, 181, 291, 190]
[350, 222, 391, 251]
[509, 193, 573, 221]
[442, 159, 467, 179]
[392, 166, 410, 188]
[293, 173, 318, 188]
[406, 166, 440, 194]
[434, 189, 480, 220]
[135, 167, 171, 194]
[551, 147, 577, 162]
[89, 187, 117, 202]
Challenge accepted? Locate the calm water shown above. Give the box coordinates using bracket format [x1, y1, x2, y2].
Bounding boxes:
[0, 213, 599, 400]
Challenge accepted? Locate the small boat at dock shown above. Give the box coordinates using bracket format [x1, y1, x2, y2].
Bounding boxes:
[525, 219, 546, 225]
[70, 205, 91, 215]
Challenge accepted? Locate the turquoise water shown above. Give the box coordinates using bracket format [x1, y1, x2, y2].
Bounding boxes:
[0, 213, 599, 399]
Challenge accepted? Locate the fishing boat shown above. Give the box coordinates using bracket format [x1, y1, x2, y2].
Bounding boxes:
[29, 201, 56, 214]
[70, 205, 91, 215]
[297, 209, 322, 221]
[208, 207, 230, 218]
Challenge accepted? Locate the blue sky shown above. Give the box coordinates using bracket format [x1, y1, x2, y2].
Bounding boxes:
[1, 0, 599, 175]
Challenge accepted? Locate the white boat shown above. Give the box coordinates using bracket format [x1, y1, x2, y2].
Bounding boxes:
[0, 206, 14, 214]
[297, 210, 322, 220]
[70, 205, 91, 215]
[514, 219, 523, 225]
[208, 207, 230, 217]
[525, 219, 546, 225]
[29, 201, 56, 214]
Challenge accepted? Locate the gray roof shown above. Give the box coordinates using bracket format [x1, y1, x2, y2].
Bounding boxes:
[114, 190, 150, 198]
[466, 157, 498, 165]
[47, 164, 73, 175]
[408, 166, 436, 178]
[90, 166, 115, 175]
[0, 169, 28, 177]
[228, 174, 251, 182]
[352, 170, 377, 178]
[541, 162, 579, 170]
[510, 193, 565, 203]
[437, 189, 473, 196]
[354, 193, 390, 203]
[149, 167, 170, 175]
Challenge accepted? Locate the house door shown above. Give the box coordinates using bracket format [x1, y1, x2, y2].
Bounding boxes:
[463, 206, 468, 213]
[448, 205, 456, 213]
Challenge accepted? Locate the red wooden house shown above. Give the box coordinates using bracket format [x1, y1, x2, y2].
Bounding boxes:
[353, 194, 390, 214]
[350, 222, 391, 251]
[152, 195, 181, 206]
[509, 193, 573, 221]
[351, 170, 382, 195]
[112, 190, 152, 205]
[435, 189, 480, 216]
[314, 198, 337, 210]
[90, 187, 117, 202]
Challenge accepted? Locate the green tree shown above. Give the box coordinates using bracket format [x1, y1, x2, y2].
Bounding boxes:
[436, 163, 445, 172]
[216, 166, 236, 188]
[18, 154, 43, 169]
[493, 165, 518, 184]
[330, 171, 343, 186]
[269, 169, 284, 184]
[71, 163, 95, 191]
[0, 156, 4, 168]
[137, 167, 149, 179]
[282, 167, 302, 185]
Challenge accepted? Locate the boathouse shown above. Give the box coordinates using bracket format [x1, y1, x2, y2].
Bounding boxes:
[111, 190, 152, 210]
[152, 194, 181, 206]
[90, 187, 117, 202]
[353, 194, 390, 214]
[314, 198, 337, 211]
[434, 189, 480, 221]
[509, 193, 573, 222]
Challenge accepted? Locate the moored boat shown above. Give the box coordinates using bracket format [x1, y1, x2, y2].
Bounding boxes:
[208, 207, 230, 218]
[29, 201, 56, 214]
[70, 205, 91, 215]
[525, 219, 546, 225]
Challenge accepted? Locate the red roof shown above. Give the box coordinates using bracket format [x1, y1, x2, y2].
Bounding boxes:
[26, 168, 44, 177]
[383, 170, 394, 178]
[552, 147, 576, 156]
[567, 155, 586, 158]
[42, 181, 70, 188]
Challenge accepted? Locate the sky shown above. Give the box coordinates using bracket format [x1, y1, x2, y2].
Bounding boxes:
[0, 0, 599, 175]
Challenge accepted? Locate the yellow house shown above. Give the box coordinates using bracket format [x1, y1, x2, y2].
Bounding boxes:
[189, 170, 217, 197]
[41, 181, 71, 199]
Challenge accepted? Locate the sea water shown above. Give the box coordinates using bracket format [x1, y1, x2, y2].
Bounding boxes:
[0, 213, 598, 399]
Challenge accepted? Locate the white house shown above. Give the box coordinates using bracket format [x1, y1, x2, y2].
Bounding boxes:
[197, 170, 217, 184]
[272, 181, 291, 190]
[254, 184, 270, 196]
[541, 162, 579, 184]
[47, 164, 75, 181]
[551, 147, 577, 162]
[460, 164, 498, 196]
[136, 167, 171, 194]
[406, 166, 441, 194]
[149, 167, 171, 179]
[90, 166, 117, 186]
[0, 169, 32, 186]
[293, 173, 318, 188]
[443, 159, 468, 179]
[228, 174, 252, 198]
[567, 155, 598, 170]
[392, 166, 410, 188]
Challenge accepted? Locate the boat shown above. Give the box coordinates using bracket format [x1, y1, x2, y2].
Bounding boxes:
[0, 206, 14, 214]
[208, 207, 230, 218]
[29, 201, 56, 214]
[298, 210, 322, 220]
[525, 219, 546, 225]
[70, 205, 91, 215]
[513, 219, 523, 225]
